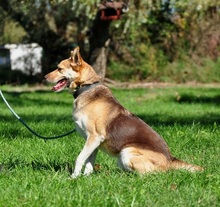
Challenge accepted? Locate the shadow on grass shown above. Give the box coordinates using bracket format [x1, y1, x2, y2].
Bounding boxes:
[31, 160, 73, 173]
[139, 91, 220, 125]
[0, 90, 71, 107]
[138, 112, 220, 126]
[0, 113, 73, 123]
[0, 159, 73, 174]
[175, 94, 220, 105]
[0, 90, 73, 129]
[1, 90, 219, 128]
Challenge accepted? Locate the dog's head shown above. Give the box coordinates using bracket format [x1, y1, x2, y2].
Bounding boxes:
[44, 46, 101, 92]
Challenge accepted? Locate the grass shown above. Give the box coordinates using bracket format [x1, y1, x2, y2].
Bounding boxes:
[0, 84, 220, 207]
[107, 56, 220, 83]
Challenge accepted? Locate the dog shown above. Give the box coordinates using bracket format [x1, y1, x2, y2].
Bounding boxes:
[45, 46, 203, 178]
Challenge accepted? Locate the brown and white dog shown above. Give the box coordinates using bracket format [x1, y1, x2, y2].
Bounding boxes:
[45, 47, 203, 178]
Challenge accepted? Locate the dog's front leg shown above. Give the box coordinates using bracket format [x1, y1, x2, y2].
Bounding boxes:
[71, 135, 103, 179]
[83, 148, 98, 176]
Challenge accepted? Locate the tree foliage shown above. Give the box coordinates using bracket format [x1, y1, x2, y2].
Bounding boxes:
[0, 0, 100, 75]
[0, 0, 219, 82]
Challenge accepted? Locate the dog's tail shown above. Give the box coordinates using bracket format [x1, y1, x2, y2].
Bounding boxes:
[170, 157, 203, 172]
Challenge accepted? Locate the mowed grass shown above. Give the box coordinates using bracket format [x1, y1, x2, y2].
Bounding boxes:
[0, 84, 219, 207]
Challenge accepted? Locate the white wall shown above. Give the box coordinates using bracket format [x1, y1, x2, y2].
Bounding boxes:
[4, 43, 43, 75]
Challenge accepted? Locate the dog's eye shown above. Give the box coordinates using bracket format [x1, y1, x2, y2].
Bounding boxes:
[58, 68, 62, 72]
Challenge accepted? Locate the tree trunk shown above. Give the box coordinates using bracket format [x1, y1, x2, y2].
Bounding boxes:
[89, 14, 111, 80]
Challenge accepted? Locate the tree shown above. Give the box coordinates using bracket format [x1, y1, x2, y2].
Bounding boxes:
[0, 0, 97, 75]
[88, 0, 129, 79]
[0, 0, 129, 79]
[0, 0, 219, 83]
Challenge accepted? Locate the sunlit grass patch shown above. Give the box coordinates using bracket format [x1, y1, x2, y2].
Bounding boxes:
[0, 85, 219, 206]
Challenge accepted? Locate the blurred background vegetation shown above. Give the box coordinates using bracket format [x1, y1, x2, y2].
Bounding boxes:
[0, 0, 219, 84]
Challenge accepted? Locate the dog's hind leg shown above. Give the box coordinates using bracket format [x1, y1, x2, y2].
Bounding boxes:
[83, 148, 98, 176]
[119, 147, 169, 174]
[118, 147, 155, 173]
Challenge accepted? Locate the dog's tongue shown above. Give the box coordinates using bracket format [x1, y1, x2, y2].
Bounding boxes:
[52, 79, 67, 91]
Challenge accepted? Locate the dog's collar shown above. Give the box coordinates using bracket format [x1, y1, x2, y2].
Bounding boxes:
[73, 82, 101, 99]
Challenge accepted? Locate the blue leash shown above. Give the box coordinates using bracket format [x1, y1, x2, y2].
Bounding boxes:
[0, 90, 76, 140]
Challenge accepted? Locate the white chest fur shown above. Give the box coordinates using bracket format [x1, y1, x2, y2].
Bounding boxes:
[73, 99, 89, 139]
[73, 111, 88, 139]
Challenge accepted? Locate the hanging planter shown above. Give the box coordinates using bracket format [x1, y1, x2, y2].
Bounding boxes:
[99, 1, 128, 21]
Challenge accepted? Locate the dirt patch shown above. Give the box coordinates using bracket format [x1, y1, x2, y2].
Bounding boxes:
[104, 78, 220, 89]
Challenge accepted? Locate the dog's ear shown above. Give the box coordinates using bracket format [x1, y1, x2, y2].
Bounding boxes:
[70, 46, 82, 67]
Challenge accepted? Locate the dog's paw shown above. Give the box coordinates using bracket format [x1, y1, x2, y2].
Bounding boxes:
[70, 170, 93, 179]
[83, 166, 93, 176]
[83, 171, 93, 177]
[70, 172, 81, 179]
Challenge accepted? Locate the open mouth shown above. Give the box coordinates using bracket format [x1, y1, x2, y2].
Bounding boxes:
[52, 78, 69, 92]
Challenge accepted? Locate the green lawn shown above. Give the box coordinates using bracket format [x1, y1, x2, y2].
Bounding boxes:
[0, 84, 219, 207]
